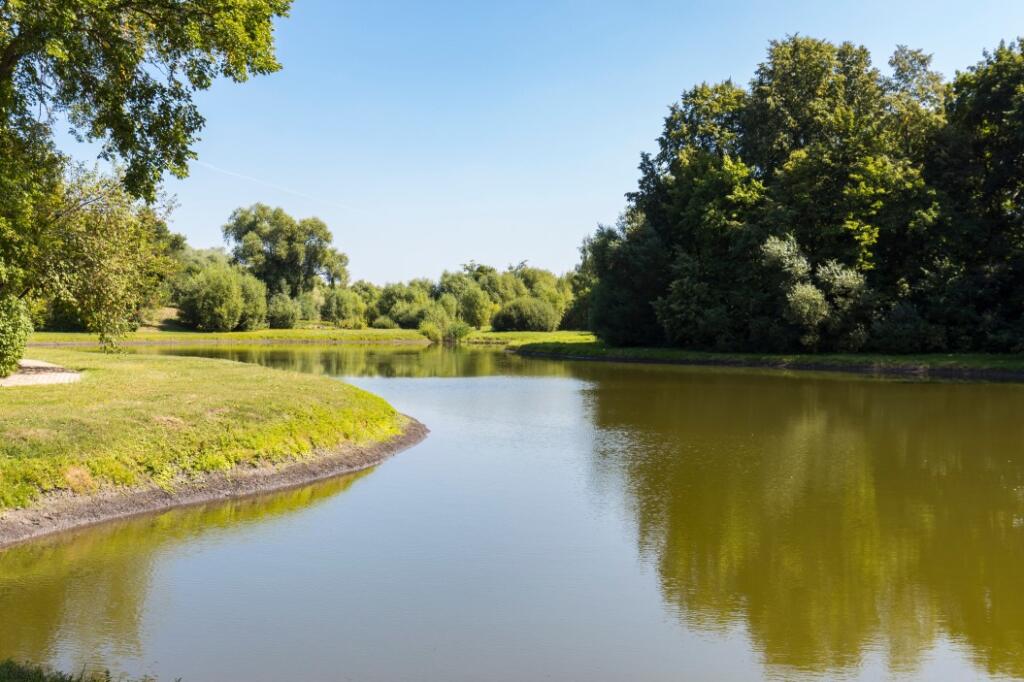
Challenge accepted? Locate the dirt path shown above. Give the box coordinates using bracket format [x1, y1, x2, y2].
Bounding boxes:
[0, 359, 81, 388]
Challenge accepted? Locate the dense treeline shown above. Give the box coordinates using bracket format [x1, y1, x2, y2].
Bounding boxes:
[580, 36, 1024, 353]
[31, 195, 581, 342]
[163, 218, 579, 341]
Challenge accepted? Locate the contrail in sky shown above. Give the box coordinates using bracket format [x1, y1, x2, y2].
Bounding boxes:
[192, 160, 366, 215]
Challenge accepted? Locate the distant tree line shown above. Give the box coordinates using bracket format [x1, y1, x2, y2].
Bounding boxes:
[578, 36, 1024, 353]
[158, 206, 582, 342]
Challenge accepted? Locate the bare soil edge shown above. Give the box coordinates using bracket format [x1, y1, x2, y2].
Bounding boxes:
[29, 337, 429, 348]
[0, 416, 428, 551]
[514, 349, 1024, 382]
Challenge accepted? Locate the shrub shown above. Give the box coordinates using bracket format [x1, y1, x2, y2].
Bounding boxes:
[0, 297, 32, 378]
[237, 274, 268, 330]
[491, 296, 560, 332]
[458, 286, 493, 328]
[297, 289, 323, 322]
[176, 264, 244, 331]
[785, 282, 830, 349]
[267, 292, 300, 329]
[322, 288, 367, 327]
[418, 318, 472, 345]
[371, 315, 398, 329]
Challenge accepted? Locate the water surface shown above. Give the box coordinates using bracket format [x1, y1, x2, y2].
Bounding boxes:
[2, 346, 1023, 680]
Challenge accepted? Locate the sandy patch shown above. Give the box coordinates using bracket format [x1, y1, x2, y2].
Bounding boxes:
[0, 359, 81, 388]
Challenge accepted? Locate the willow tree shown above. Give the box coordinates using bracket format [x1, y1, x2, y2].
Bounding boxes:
[0, 0, 291, 374]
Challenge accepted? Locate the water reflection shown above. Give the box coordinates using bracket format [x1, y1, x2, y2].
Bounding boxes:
[0, 470, 371, 674]
[4, 346, 1024, 680]
[583, 368, 1024, 678]
[136, 344, 578, 379]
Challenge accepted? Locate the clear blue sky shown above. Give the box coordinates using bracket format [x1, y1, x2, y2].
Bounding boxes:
[61, 0, 1024, 283]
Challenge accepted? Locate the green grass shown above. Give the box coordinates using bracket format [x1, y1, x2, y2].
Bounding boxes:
[513, 338, 1024, 376]
[465, 330, 596, 346]
[0, 349, 405, 510]
[29, 326, 427, 346]
[0, 660, 158, 681]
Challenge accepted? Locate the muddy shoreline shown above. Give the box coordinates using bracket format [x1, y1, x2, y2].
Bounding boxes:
[0, 417, 428, 551]
[515, 349, 1024, 382]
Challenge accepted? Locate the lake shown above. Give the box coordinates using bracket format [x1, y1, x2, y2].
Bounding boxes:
[2, 346, 1023, 681]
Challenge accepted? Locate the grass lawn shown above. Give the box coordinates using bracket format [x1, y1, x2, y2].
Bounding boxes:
[29, 327, 595, 348]
[0, 349, 405, 510]
[513, 338, 1024, 376]
[465, 330, 596, 346]
[29, 326, 428, 346]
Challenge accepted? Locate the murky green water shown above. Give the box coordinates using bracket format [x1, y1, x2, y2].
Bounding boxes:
[3, 346, 1024, 681]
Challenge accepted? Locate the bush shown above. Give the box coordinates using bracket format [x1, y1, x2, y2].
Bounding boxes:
[491, 296, 560, 332]
[322, 288, 367, 327]
[0, 297, 32, 378]
[371, 315, 398, 329]
[458, 286, 493, 328]
[267, 292, 300, 329]
[297, 289, 323, 322]
[419, 318, 472, 345]
[176, 264, 244, 332]
[237, 274, 268, 330]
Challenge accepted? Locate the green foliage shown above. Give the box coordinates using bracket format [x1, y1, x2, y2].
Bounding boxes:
[0, 0, 291, 201]
[237, 272, 268, 331]
[267, 292, 300, 329]
[371, 315, 399, 329]
[223, 204, 348, 297]
[583, 35, 1024, 353]
[322, 287, 367, 328]
[458, 285, 493, 328]
[176, 264, 245, 332]
[492, 297, 560, 332]
[297, 289, 324, 322]
[0, 296, 31, 377]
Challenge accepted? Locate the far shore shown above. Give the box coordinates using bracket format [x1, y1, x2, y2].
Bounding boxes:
[514, 342, 1024, 382]
[0, 417, 427, 551]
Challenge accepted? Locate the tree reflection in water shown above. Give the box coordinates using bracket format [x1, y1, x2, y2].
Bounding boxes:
[583, 366, 1024, 678]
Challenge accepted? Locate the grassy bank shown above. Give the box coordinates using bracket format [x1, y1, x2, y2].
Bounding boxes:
[515, 339, 1024, 379]
[29, 328, 594, 348]
[0, 349, 407, 511]
[465, 330, 595, 346]
[29, 326, 428, 346]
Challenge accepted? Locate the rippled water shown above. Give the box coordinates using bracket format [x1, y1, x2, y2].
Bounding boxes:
[2, 346, 1024, 681]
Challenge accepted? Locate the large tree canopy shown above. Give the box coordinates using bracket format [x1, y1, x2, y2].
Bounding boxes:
[0, 0, 291, 199]
[223, 203, 349, 297]
[584, 35, 1024, 353]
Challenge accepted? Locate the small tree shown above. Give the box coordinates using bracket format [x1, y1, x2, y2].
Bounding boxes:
[0, 296, 32, 377]
[176, 264, 245, 332]
[267, 292, 300, 329]
[237, 273, 268, 331]
[492, 297, 560, 332]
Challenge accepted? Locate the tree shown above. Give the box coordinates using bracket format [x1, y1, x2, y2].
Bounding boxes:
[2, 166, 177, 344]
[223, 204, 349, 297]
[0, 0, 292, 200]
[579, 35, 1024, 353]
[0, 0, 289, 368]
[491, 297, 560, 332]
